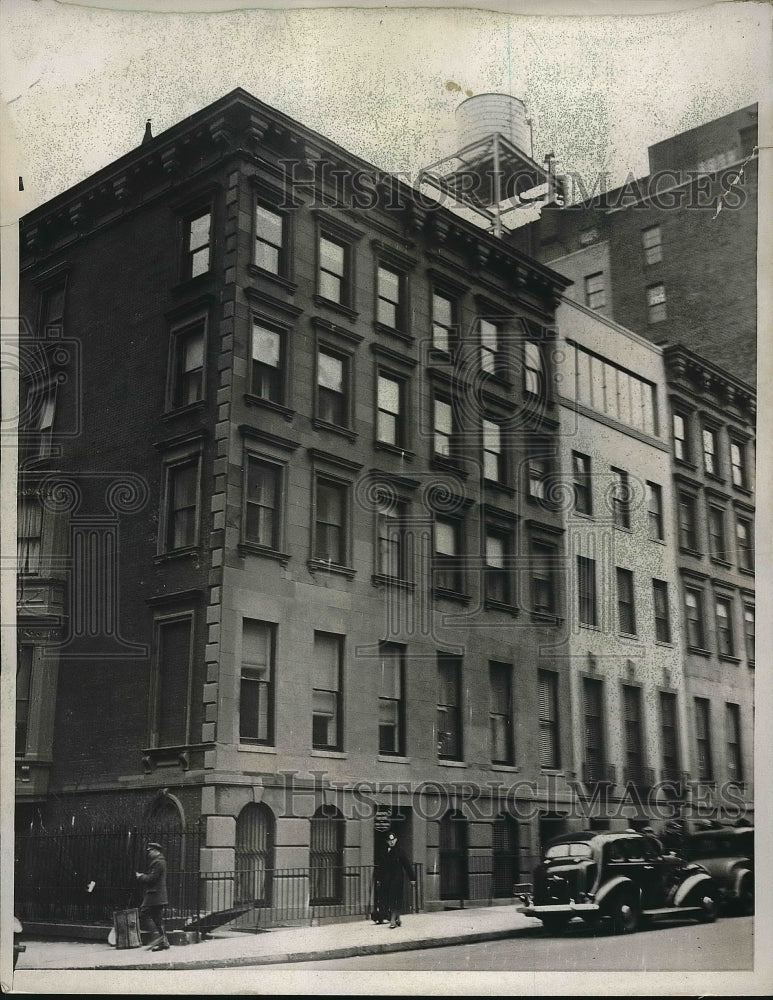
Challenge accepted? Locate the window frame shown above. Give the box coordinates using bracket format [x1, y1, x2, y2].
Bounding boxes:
[582, 676, 607, 782]
[250, 317, 288, 407]
[531, 539, 558, 618]
[160, 449, 202, 555]
[622, 683, 646, 783]
[432, 392, 457, 461]
[482, 417, 506, 485]
[524, 340, 545, 397]
[642, 224, 663, 265]
[730, 438, 749, 490]
[577, 554, 598, 628]
[16, 645, 33, 757]
[17, 495, 43, 575]
[735, 515, 754, 571]
[616, 566, 637, 636]
[484, 524, 512, 607]
[150, 611, 195, 748]
[707, 504, 728, 562]
[659, 690, 681, 781]
[253, 199, 289, 278]
[315, 343, 353, 431]
[479, 318, 501, 375]
[239, 619, 276, 745]
[743, 603, 755, 664]
[431, 287, 458, 354]
[433, 514, 464, 596]
[167, 314, 207, 411]
[725, 702, 743, 783]
[584, 271, 606, 310]
[378, 641, 406, 757]
[317, 232, 351, 307]
[437, 652, 463, 761]
[376, 262, 406, 331]
[702, 425, 720, 477]
[684, 586, 707, 650]
[181, 205, 212, 282]
[694, 697, 714, 782]
[375, 369, 407, 449]
[652, 578, 672, 643]
[375, 496, 410, 582]
[527, 446, 552, 502]
[715, 595, 735, 657]
[243, 453, 284, 554]
[537, 669, 560, 770]
[312, 474, 351, 569]
[646, 282, 667, 323]
[489, 660, 514, 766]
[672, 411, 690, 462]
[312, 631, 344, 752]
[572, 451, 592, 515]
[610, 467, 632, 530]
[678, 491, 700, 552]
[646, 481, 664, 541]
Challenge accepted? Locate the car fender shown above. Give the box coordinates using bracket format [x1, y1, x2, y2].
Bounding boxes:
[596, 876, 637, 908]
[673, 871, 713, 906]
[733, 867, 752, 896]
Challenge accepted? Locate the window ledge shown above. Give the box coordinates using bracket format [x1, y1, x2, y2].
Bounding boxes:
[480, 371, 513, 392]
[310, 748, 347, 759]
[483, 479, 516, 497]
[530, 611, 563, 626]
[375, 441, 415, 461]
[710, 557, 733, 568]
[484, 598, 520, 617]
[308, 559, 356, 579]
[243, 393, 295, 422]
[438, 759, 467, 768]
[705, 472, 727, 486]
[377, 754, 411, 764]
[738, 566, 755, 577]
[649, 537, 666, 546]
[373, 321, 414, 344]
[679, 546, 704, 558]
[540, 769, 565, 776]
[238, 543, 291, 565]
[579, 622, 601, 631]
[162, 400, 207, 420]
[313, 295, 359, 322]
[731, 484, 753, 498]
[653, 640, 674, 648]
[686, 645, 712, 658]
[490, 763, 520, 773]
[312, 418, 357, 442]
[170, 273, 214, 296]
[433, 588, 471, 605]
[617, 631, 640, 640]
[246, 265, 297, 294]
[718, 654, 742, 664]
[430, 455, 468, 477]
[372, 574, 415, 591]
[674, 458, 699, 472]
[154, 547, 201, 564]
[239, 743, 277, 754]
[614, 524, 633, 533]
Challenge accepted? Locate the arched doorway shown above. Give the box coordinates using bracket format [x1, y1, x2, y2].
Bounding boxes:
[309, 805, 345, 904]
[235, 803, 275, 908]
[492, 813, 519, 898]
[439, 810, 468, 901]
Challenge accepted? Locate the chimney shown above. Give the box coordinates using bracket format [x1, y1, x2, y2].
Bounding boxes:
[142, 119, 153, 145]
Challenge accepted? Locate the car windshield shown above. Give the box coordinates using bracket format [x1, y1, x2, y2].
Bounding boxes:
[545, 842, 593, 860]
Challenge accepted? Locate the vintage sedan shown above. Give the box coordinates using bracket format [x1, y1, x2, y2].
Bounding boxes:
[682, 825, 754, 915]
[516, 830, 719, 934]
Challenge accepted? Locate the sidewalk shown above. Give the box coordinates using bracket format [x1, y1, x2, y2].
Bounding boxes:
[15, 905, 543, 970]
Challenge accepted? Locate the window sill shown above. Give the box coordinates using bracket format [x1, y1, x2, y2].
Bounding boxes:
[490, 763, 520, 773]
[428, 347, 453, 364]
[377, 754, 410, 764]
[540, 768, 565, 777]
[247, 265, 297, 294]
[313, 295, 359, 323]
[530, 611, 563, 626]
[375, 441, 415, 461]
[614, 524, 633, 533]
[705, 471, 726, 486]
[438, 758, 467, 768]
[433, 588, 471, 605]
[243, 393, 295, 422]
[480, 371, 513, 392]
[308, 559, 356, 579]
[738, 566, 755, 577]
[162, 400, 207, 420]
[731, 484, 753, 498]
[239, 743, 277, 754]
[154, 547, 201, 564]
[312, 418, 357, 442]
[373, 321, 413, 344]
[653, 639, 674, 648]
[578, 622, 601, 631]
[372, 574, 415, 591]
[238, 543, 290, 566]
[674, 458, 698, 472]
[430, 455, 468, 477]
[710, 557, 733, 568]
[311, 748, 347, 759]
[649, 537, 666, 546]
[718, 654, 742, 664]
[571, 510, 594, 521]
[686, 646, 712, 658]
[484, 598, 520, 617]
[679, 546, 704, 558]
[617, 631, 639, 640]
[483, 479, 516, 497]
[170, 273, 214, 297]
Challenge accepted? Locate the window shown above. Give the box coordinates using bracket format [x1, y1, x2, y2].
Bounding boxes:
[672, 412, 689, 461]
[377, 498, 408, 580]
[183, 209, 211, 279]
[715, 596, 735, 657]
[577, 555, 597, 627]
[611, 468, 631, 529]
[376, 372, 405, 447]
[164, 458, 199, 551]
[726, 703, 743, 783]
[154, 615, 193, 746]
[312, 632, 343, 750]
[524, 341, 544, 396]
[39, 282, 65, 334]
[647, 482, 664, 540]
[16, 646, 32, 756]
[684, 587, 706, 649]
[652, 579, 671, 643]
[642, 225, 662, 264]
[702, 426, 719, 476]
[30, 386, 56, 458]
[317, 348, 349, 427]
[647, 283, 666, 323]
[659, 691, 680, 782]
[583, 678, 606, 782]
[484, 528, 510, 605]
[531, 541, 557, 615]
[245, 457, 281, 550]
[572, 452, 592, 515]
[309, 806, 344, 904]
[437, 653, 462, 760]
[570, 342, 657, 435]
[678, 493, 699, 551]
[584, 272, 605, 310]
[708, 506, 727, 561]
[432, 395, 455, 459]
[251, 321, 284, 404]
[489, 662, 514, 765]
[730, 440, 748, 489]
[378, 643, 405, 756]
[694, 698, 713, 781]
[314, 478, 347, 565]
[743, 605, 755, 663]
[170, 319, 205, 408]
[434, 517, 461, 593]
[17, 497, 42, 574]
[235, 803, 275, 907]
[736, 517, 754, 570]
[538, 670, 560, 769]
[480, 319, 499, 373]
[318, 235, 351, 305]
[616, 567, 636, 635]
[240, 620, 274, 743]
[254, 202, 285, 275]
[527, 448, 551, 500]
[377, 265, 404, 329]
[482, 419, 505, 483]
[431, 290, 456, 352]
[622, 685, 644, 783]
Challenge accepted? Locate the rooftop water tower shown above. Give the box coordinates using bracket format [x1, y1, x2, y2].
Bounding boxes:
[420, 92, 561, 236]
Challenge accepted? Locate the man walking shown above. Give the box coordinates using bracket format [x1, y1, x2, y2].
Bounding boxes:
[376, 832, 415, 929]
[136, 841, 170, 951]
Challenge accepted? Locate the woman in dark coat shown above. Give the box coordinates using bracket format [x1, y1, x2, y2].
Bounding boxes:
[375, 832, 415, 928]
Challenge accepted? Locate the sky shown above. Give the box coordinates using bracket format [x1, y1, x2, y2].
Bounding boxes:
[1, 0, 770, 218]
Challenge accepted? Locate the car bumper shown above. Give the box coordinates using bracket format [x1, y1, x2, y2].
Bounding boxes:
[518, 902, 600, 917]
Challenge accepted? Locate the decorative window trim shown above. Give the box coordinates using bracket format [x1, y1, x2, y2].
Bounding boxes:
[314, 337, 356, 435]
[248, 313, 293, 414]
[241, 448, 287, 557]
[157, 439, 204, 556]
[165, 310, 209, 413]
[149, 610, 195, 749]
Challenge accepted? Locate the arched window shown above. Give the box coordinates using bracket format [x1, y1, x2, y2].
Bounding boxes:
[492, 813, 519, 898]
[309, 805, 345, 904]
[235, 803, 275, 906]
[439, 810, 468, 901]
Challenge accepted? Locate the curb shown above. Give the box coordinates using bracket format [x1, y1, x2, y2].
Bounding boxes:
[20, 926, 538, 971]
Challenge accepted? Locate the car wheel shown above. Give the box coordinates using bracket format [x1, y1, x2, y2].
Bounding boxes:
[607, 896, 639, 935]
[540, 915, 569, 935]
[695, 890, 718, 923]
[737, 879, 754, 916]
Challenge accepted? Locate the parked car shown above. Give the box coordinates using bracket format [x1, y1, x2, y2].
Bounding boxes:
[516, 830, 719, 934]
[13, 916, 25, 969]
[681, 824, 753, 915]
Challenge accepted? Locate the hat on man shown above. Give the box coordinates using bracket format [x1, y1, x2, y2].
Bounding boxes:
[146, 842, 163, 852]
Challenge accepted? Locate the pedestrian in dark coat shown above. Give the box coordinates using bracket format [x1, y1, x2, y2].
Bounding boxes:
[136, 842, 170, 950]
[375, 832, 415, 929]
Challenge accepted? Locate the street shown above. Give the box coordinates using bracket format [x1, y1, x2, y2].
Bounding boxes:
[257, 915, 753, 972]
